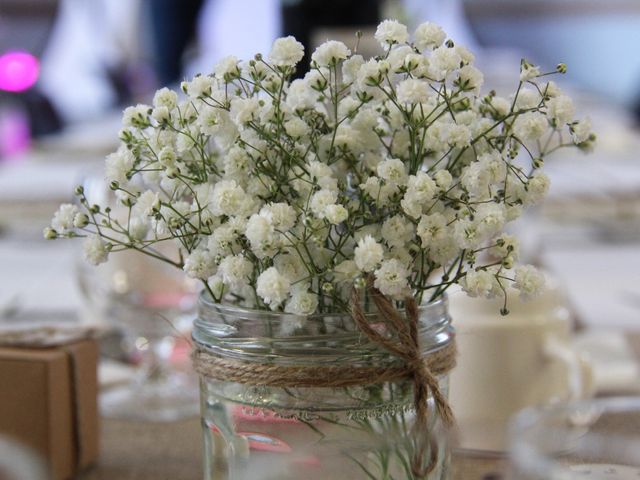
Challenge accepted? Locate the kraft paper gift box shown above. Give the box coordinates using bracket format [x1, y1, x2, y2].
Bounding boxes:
[0, 339, 99, 480]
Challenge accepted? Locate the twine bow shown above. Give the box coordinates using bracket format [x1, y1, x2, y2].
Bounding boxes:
[350, 280, 456, 476]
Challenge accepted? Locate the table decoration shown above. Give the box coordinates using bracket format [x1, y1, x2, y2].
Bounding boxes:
[46, 18, 592, 479]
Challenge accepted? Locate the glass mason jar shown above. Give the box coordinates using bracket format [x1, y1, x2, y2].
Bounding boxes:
[193, 293, 455, 480]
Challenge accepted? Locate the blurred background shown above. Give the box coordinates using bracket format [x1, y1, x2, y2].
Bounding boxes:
[1, 0, 639, 414]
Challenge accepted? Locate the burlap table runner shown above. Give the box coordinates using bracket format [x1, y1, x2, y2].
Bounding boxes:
[79, 417, 506, 480]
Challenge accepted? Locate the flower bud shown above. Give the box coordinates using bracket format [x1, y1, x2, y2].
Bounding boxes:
[73, 213, 89, 228]
[74, 185, 84, 196]
[321, 282, 334, 294]
[43, 227, 57, 240]
[556, 63, 567, 74]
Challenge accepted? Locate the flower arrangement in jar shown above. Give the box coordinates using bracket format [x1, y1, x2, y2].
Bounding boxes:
[47, 19, 594, 479]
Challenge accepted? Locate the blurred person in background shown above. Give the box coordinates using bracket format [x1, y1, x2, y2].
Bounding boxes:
[280, 0, 381, 78]
[38, 0, 149, 124]
[0, 0, 61, 159]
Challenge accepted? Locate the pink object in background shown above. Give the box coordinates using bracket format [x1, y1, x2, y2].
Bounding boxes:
[0, 107, 30, 159]
[0, 51, 39, 92]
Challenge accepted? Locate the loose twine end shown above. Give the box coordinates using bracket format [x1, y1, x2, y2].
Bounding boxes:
[350, 280, 456, 477]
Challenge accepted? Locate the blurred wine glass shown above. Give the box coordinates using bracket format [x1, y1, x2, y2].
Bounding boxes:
[76, 175, 199, 421]
[509, 397, 640, 479]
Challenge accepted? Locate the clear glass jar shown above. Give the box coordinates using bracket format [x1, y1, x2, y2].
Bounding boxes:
[193, 293, 454, 480]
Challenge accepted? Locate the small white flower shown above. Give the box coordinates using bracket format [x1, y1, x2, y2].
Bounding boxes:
[513, 112, 548, 140]
[525, 172, 550, 205]
[183, 249, 217, 280]
[284, 117, 310, 138]
[513, 265, 544, 300]
[354, 235, 384, 272]
[461, 269, 500, 298]
[245, 214, 278, 258]
[406, 172, 437, 201]
[152, 106, 170, 124]
[269, 36, 305, 67]
[176, 125, 200, 154]
[571, 117, 592, 144]
[274, 254, 307, 283]
[386, 45, 414, 71]
[311, 40, 351, 66]
[214, 55, 240, 79]
[515, 88, 540, 110]
[153, 87, 177, 109]
[122, 104, 150, 128]
[453, 218, 482, 250]
[434, 170, 453, 190]
[400, 190, 422, 219]
[417, 213, 447, 247]
[356, 58, 388, 90]
[456, 65, 484, 93]
[440, 123, 472, 148]
[208, 225, 237, 257]
[310, 189, 338, 218]
[377, 158, 408, 186]
[185, 75, 212, 99]
[211, 180, 248, 217]
[51, 204, 79, 233]
[133, 190, 160, 218]
[259, 203, 297, 231]
[286, 79, 317, 111]
[256, 267, 291, 309]
[381, 215, 414, 248]
[547, 95, 575, 125]
[490, 96, 511, 118]
[218, 254, 253, 291]
[543, 80, 562, 97]
[342, 55, 364, 84]
[396, 78, 430, 104]
[285, 290, 319, 315]
[414, 22, 446, 51]
[455, 45, 475, 65]
[520, 63, 541, 82]
[83, 235, 109, 266]
[230, 97, 260, 125]
[374, 259, 410, 299]
[491, 233, 520, 261]
[375, 20, 409, 48]
[475, 203, 506, 239]
[429, 45, 462, 79]
[324, 204, 348, 225]
[128, 217, 149, 241]
[105, 147, 135, 185]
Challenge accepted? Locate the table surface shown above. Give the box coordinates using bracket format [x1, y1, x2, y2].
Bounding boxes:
[78, 416, 508, 480]
[77, 334, 640, 480]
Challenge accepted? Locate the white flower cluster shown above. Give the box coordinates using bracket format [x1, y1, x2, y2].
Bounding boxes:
[47, 20, 594, 314]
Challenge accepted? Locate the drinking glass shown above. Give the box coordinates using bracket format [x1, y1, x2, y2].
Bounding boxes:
[509, 397, 640, 479]
[76, 175, 199, 421]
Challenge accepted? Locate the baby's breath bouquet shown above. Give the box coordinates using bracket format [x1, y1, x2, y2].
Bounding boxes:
[47, 21, 592, 316]
[47, 19, 594, 479]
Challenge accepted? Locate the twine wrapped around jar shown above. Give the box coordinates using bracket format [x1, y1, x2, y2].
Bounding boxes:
[192, 280, 457, 477]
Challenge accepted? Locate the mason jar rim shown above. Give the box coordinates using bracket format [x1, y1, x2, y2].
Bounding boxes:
[197, 290, 449, 321]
